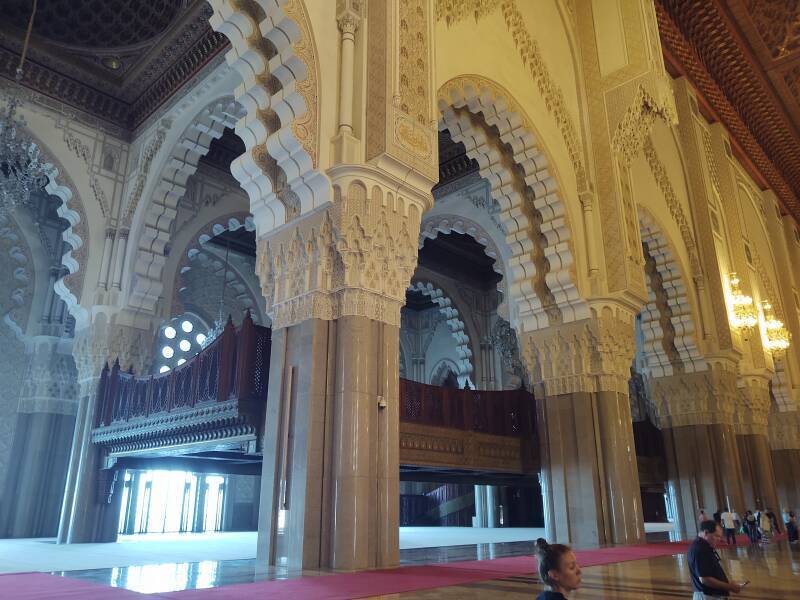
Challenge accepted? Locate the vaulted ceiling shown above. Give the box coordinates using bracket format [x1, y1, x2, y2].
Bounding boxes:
[0, 0, 227, 134]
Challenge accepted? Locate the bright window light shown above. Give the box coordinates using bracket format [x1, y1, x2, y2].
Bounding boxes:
[181, 320, 193, 333]
[164, 326, 176, 339]
[177, 358, 187, 366]
[196, 333, 207, 345]
[162, 346, 174, 359]
[179, 340, 191, 352]
[159, 365, 170, 374]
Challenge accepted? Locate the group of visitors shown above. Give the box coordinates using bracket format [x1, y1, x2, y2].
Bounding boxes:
[533, 506, 800, 599]
[699, 506, 798, 545]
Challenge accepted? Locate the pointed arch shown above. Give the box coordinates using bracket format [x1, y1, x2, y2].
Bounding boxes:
[128, 98, 244, 313]
[208, 0, 330, 234]
[437, 76, 587, 334]
[408, 281, 473, 380]
[637, 208, 706, 376]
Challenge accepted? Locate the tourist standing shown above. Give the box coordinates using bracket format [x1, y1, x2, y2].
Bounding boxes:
[720, 508, 737, 546]
[713, 508, 722, 525]
[698, 509, 708, 525]
[758, 509, 772, 542]
[687, 520, 744, 598]
[534, 538, 582, 600]
[743, 511, 759, 544]
[787, 512, 798, 543]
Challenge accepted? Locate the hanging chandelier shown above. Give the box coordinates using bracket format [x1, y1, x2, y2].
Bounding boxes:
[728, 273, 758, 332]
[0, 0, 53, 218]
[762, 301, 791, 355]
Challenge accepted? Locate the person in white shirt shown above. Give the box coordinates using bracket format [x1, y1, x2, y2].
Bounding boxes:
[720, 507, 737, 545]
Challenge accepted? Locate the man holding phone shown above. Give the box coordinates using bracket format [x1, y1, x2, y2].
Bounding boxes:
[688, 520, 748, 598]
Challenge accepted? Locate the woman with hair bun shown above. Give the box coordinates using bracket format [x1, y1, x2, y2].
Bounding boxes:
[534, 538, 582, 599]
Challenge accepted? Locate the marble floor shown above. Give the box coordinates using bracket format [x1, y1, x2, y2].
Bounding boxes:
[39, 538, 800, 598]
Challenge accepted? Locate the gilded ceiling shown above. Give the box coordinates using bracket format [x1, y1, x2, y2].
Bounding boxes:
[0, 0, 227, 134]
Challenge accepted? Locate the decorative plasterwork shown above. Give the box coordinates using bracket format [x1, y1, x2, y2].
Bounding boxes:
[769, 409, 800, 450]
[0, 213, 34, 338]
[438, 76, 588, 333]
[408, 281, 473, 378]
[72, 321, 154, 383]
[208, 0, 329, 234]
[418, 213, 505, 294]
[436, 0, 502, 26]
[519, 306, 637, 396]
[736, 375, 772, 435]
[256, 176, 424, 329]
[638, 209, 706, 377]
[128, 98, 242, 313]
[612, 86, 676, 166]
[644, 360, 738, 428]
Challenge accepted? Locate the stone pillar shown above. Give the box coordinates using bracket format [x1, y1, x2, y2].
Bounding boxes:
[646, 362, 746, 538]
[0, 336, 78, 538]
[769, 410, 800, 513]
[736, 375, 780, 514]
[255, 176, 431, 571]
[57, 315, 152, 543]
[523, 306, 645, 546]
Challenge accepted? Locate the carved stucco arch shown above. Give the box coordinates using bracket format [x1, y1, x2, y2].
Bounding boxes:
[11, 128, 90, 328]
[419, 213, 506, 299]
[174, 213, 268, 326]
[0, 212, 34, 337]
[208, 0, 330, 234]
[129, 97, 244, 313]
[637, 208, 705, 377]
[408, 281, 473, 379]
[437, 75, 588, 334]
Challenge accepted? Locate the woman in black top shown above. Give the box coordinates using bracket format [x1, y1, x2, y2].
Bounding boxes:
[534, 538, 582, 599]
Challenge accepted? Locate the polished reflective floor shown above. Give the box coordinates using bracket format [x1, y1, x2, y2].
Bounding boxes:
[390, 541, 800, 599]
[52, 539, 800, 598]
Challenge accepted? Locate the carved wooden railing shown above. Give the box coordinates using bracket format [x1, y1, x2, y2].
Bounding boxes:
[91, 312, 271, 456]
[398, 379, 538, 473]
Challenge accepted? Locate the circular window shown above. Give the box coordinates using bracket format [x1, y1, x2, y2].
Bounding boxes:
[161, 346, 174, 359]
[196, 333, 207, 346]
[177, 358, 186, 366]
[164, 326, 177, 339]
[179, 339, 191, 352]
[181, 320, 194, 333]
[159, 365, 170, 374]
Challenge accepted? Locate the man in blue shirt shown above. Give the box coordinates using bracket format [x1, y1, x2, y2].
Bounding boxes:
[687, 520, 744, 598]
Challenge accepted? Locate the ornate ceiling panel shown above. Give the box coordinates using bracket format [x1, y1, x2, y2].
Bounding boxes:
[0, 0, 228, 134]
[657, 0, 800, 222]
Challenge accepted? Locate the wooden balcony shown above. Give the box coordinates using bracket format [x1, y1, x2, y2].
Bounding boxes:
[91, 313, 271, 458]
[398, 379, 538, 474]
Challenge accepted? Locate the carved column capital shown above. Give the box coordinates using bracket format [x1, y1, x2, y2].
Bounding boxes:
[644, 360, 737, 428]
[73, 317, 154, 382]
[736, 373, 772, 435]
[337, 11, 360, 36]
[519, 304, 637, 396]
[256, 167, 429, 329]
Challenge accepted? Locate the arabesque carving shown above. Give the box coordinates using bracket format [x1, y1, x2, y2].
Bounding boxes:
[256, 178, 426, 329]
[612, 86, 676, 166]
[519, 306, 637, 396]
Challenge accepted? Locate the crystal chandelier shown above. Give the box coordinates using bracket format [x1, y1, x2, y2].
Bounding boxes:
[0, 0, 52, 218]
[762, 301, 791, 354]
[728, 273, 758, 331]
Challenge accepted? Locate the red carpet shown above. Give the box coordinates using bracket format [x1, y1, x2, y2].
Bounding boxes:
[1, 536, 785, 600]
[0, 572, 146, 599]
[159, 541, 699, 600]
